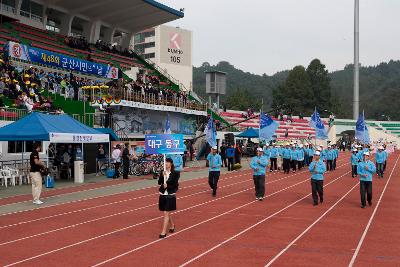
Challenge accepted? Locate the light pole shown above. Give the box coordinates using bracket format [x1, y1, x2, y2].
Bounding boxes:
[353, 0, 360, 119]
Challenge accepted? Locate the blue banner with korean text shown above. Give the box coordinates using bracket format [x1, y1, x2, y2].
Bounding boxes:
[6, 41, 119, 79]
[145, 134, 185, 155]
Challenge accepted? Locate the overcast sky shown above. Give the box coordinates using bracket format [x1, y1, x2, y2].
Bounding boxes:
[161, 0, 400, 75]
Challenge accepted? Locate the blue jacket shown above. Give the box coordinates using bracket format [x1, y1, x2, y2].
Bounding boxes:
[167, 154, 183, 171]
[308, 148, 315, 157]
[290, 149, 298, 160]
[270, 148, 279, 158]
[321, 150, 327, 161]
[309, 160, 326, 180]
[356, 151, 364, 161]
[226, 147, 235, 158]
[357, 160, 376, 181]
[383, 150, 388, 161]
[351, 153, 359, 165]
[207, 153, 222, 171]
[282, 148, 291, 159]
[296, 149, 304, 161]
[333, 149, 339, 159]
[375, 151, 386, 164]
[250, 155, 268, 175]
[326, 150, 335, 161]
[263, 148, 271, 158]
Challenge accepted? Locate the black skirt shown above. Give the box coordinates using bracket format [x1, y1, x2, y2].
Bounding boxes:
[159, 194, 176, 211]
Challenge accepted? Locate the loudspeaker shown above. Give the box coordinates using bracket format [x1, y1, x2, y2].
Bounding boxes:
[224, 133, 234, 146]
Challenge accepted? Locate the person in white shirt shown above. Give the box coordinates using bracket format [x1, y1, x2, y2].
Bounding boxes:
[111, 145, 121, 178]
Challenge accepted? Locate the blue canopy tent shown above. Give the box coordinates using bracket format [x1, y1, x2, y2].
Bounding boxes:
[0, 113, 110, 178]
[95, 128, 119, 141]
[0, 112, 109, 142]
[236, 128, 259, 138]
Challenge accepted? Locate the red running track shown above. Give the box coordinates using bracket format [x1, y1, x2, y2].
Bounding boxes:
[0, 153, 398, 267]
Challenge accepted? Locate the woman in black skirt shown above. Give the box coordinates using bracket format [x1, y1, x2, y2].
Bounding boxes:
[158, 158, 179, 238]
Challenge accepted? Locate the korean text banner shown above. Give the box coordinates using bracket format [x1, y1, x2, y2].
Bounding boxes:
[7, 41, 118, 79]
[49, 132, 109, 143]
[145, 134, 185, 155]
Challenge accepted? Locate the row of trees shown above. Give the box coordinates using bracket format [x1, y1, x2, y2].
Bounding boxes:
[272, 59, 333, 115]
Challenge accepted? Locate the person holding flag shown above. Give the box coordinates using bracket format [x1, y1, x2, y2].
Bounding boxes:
[250, 148, 269, 201]
[309, 150, 326, 206]
[357, 151, 376, 208]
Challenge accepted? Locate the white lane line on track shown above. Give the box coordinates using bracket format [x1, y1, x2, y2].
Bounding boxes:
[0, 173, 248, 229]
[348, 155, 400, 267]
[0, 158, 347, 225]
[264, 181, 358, 266]
[0, 165, 317, 246]
[90, 169, 351, 267]
[0, 168, 253, 217]
[3, 166, 317, 267]
[178, 170, 352, 267]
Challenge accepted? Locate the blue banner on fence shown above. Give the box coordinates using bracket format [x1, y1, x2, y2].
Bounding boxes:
[145, 134, 185, 155]
[6, 41, 118, 79]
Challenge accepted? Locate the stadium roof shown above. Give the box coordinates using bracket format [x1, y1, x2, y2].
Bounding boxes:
[44, 0, 184, 33]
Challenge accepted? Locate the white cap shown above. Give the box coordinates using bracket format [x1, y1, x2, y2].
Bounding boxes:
[314, 151, 321, 156]
[363, 151, 370, 156]
[317, 147, 322, 151]
[353, 148, 358, 152]
[378, 146, 384, 150]
[292, 144, 296, 147]
[265, 143, 269, 146]
[257, 148, 263, 152]
[299, 144, 303, 148]
[212, 146, 218, 150]
[276, 145, 281, 148]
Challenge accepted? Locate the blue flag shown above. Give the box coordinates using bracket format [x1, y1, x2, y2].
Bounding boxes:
[259, 112, 279, 141]
[205, 116, 217, 147]
[309, 108, 328, 140]
[355, 111, 370, 144]
[164, 113, 171, 134]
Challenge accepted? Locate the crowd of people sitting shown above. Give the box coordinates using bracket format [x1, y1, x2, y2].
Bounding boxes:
[64, 36, 135, 59]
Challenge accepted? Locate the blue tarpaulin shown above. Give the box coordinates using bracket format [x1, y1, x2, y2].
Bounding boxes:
[236, 128, 259, 138]
[0, 112, 108, 142]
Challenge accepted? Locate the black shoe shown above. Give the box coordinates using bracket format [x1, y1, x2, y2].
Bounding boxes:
[320, 199, 323, 204]
[368, 201, 372, 206]
[212, 191, 216, 197]
[313, 202, 318, 206]
[159, 234, 167, 238]
[258, 197, 263, 201]
[169, 227, 175, 233]
[361, 205, 366, 209]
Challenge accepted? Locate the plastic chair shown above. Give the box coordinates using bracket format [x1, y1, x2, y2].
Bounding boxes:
[1, 169, 15, 187]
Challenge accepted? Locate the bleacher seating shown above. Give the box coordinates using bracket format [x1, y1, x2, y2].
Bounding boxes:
[219, 110, 330, 140]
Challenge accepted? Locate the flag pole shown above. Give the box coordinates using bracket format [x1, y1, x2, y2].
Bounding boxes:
[259, 98, 263, 145]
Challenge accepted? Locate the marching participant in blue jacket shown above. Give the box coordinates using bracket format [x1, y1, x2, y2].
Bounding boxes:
[167, 154, 183, 179]
[326, 146, 335, 171]
[308, 146, 315, 165]
[290, 145, 298, 173]
[309, 151, 326, 206]
[207, 146, 222, 197]
[357, 151, 377, 208]
[375, 146, 386, 178]
[296, 144, 305, 170]
[250, 148, 269, 201]
[333, 145, 339, 170]
[282, 144, 291, 174]
[351, 148, 359, 178]
[269, 145, 279, 172]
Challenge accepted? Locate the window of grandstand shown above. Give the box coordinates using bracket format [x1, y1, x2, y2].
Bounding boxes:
[20, 0, 43, 22]
[1, 0, 16, 14]
[7, 141, 41, 153]
[134, 31, 155, 43]
[46, 19, 60, 33]
[144, 53, 155, 59]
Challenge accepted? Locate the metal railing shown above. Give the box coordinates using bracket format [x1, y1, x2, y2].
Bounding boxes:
[0, 108, 29, 121]
[0, 3, 16, 14]
[89, 89, 207, 112]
